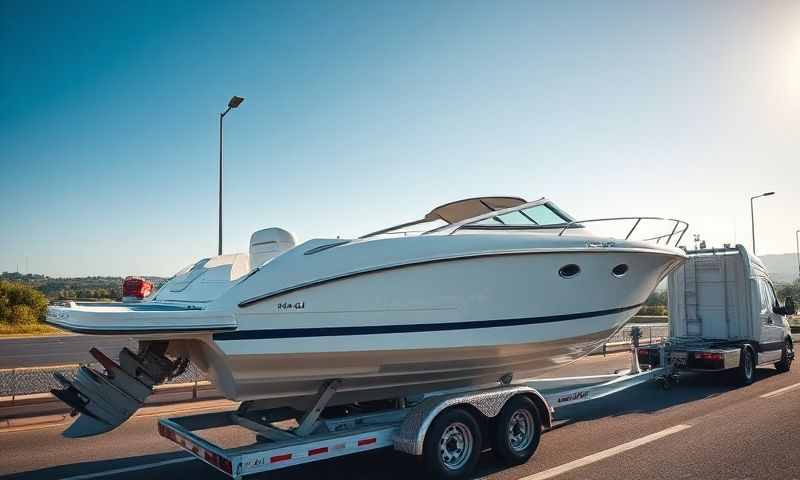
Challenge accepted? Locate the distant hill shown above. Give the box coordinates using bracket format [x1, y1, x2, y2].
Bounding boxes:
[759, 254, 799, 284]
[0, 272, 167, 301]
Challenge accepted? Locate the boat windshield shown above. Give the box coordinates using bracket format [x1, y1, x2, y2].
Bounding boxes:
[360, 196, 573, 238]
[171, 259, 210, 277]
[470, 203, 569, 227]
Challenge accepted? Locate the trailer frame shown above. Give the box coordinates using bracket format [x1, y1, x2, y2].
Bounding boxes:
[157, 340, 669, 479]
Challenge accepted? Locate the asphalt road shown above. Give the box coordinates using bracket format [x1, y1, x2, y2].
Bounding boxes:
[0, 335, 134, 369]
[2, 352, 799, 480]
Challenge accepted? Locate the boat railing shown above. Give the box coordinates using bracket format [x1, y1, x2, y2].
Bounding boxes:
[556, 217, 689, 247]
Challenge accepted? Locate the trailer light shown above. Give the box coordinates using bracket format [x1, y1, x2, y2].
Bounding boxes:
[695, 352, 722, 361]
[218, 457, 232, 474]
[158, 423, 177, 442]
[203, 451, 232, 474]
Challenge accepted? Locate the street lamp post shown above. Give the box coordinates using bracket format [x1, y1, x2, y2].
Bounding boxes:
[218, 96, 245, 256]
[795, 229, 800, 280]
[749, 192, 774, 256]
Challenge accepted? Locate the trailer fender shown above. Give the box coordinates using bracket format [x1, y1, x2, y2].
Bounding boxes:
[393, 386, 551, 456]
[743, 343, 755, 361]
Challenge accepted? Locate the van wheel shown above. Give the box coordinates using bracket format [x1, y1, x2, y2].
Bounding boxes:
[775, 340, 793, 373]
[423, 408, 483, 479]
[492, 396, 542, 466]
[732, 347, 755, 386]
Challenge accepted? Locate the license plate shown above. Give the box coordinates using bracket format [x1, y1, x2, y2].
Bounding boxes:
[671, 351, 688, 367]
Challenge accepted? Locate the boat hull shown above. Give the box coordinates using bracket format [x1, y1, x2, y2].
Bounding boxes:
[188, 248, 682, 407]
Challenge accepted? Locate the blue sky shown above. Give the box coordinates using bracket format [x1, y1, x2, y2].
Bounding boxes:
[1, 1, 799, 277]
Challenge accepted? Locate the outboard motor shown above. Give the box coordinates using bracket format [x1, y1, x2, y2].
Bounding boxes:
[249, 227, 296, 269]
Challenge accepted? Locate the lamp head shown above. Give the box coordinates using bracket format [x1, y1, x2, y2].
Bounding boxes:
[228, 96, 244, 108]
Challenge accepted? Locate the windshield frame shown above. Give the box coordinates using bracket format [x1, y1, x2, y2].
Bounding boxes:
[423, 198, 578, 235]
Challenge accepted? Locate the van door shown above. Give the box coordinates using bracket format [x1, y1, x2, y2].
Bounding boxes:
[758, 278, 785, 361]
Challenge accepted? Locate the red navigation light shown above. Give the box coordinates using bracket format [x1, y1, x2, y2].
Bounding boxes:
[123, 277, 153, 300]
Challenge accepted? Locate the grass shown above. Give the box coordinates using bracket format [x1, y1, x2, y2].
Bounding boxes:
[0, 323, 63, 336]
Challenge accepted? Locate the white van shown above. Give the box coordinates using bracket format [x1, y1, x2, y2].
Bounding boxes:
[639, 244, 795, 385]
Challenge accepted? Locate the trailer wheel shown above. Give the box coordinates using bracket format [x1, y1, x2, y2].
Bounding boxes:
[732, 346, 755, 386]
[423, 407, 483, 479]
[775, 339, 793, 373]
[492, 396, 542, 467]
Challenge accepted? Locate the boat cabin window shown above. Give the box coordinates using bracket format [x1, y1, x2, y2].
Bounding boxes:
[474, 204, 569, 227]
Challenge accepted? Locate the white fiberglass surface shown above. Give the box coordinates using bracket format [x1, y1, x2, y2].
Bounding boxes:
[152, 253, 251, 303]
[221, 248, 679, 354]
[219, 232, 683, 314]
[369, 219, 448, 239]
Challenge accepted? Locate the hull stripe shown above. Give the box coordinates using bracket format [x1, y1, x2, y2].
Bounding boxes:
[214, 303, 643, 340]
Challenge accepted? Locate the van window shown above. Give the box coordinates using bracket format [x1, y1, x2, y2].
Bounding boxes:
[765, 281, 778, 309]
[758, 279, 770, 313]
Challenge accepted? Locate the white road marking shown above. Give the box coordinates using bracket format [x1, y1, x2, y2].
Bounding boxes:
[760, 381, 800, 399]
[518, 424, 692, 480]
[59, 456, 195, 480]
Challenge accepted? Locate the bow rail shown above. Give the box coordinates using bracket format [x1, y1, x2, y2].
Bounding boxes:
[557, 217, 689, 247]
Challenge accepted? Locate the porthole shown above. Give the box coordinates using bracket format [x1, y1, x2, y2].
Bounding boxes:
[558, 264, 581, 278]
[612, 264, 629, 277]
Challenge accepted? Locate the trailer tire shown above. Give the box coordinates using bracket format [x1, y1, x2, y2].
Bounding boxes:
[775, 339, 793, 373]
[492, 396, 542, 467]
[423, 407, 483, 479]
[732, 346, 755, 386]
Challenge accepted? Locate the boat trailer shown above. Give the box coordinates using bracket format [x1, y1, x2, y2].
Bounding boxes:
[156, 330, 671, 479]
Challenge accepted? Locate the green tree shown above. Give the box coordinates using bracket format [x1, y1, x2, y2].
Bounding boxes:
[776, 280, 800, 303]
[645, 290, 668, 306]
[0, 280, 48, 325]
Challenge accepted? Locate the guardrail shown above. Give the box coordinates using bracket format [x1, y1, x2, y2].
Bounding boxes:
[0, 362, 208, 401]
[593, 324, 669, 356]
[608, 324, 668, 344]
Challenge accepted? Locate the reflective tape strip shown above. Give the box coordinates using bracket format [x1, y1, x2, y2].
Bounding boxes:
[308, 447, 328, 456]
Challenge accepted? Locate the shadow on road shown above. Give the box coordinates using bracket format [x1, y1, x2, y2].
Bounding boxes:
[552, 367, 782, 425]
[0, 452, 191, 480]
[0, 448, 424, 480]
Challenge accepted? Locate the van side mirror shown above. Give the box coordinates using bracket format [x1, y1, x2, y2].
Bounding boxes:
[775, 297, 797, 316]
[785, 297, 796, 316]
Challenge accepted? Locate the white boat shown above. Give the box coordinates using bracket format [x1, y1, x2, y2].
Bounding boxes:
[46, 196, 688, 437]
